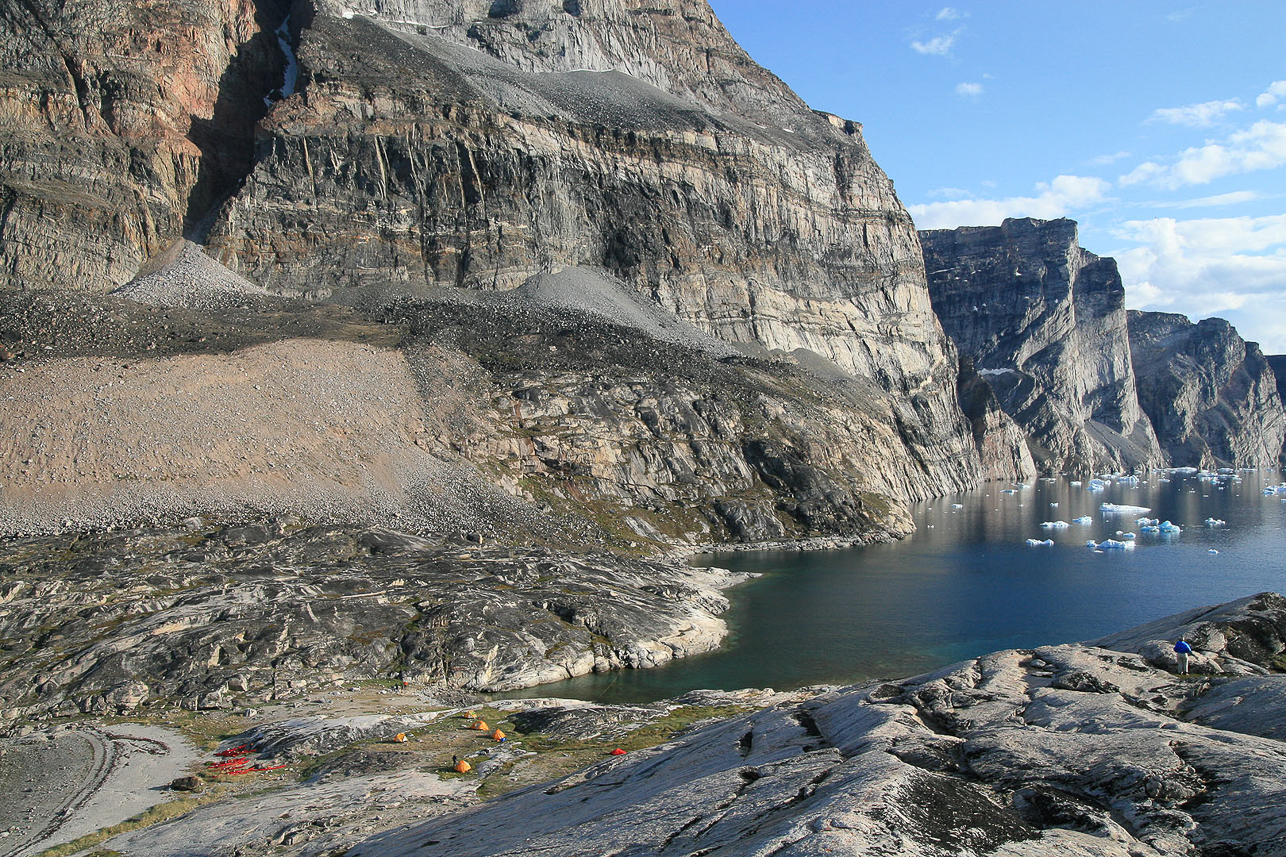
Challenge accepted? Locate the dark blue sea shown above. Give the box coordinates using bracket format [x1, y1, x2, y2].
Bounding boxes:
[511, 468, 1286, 703]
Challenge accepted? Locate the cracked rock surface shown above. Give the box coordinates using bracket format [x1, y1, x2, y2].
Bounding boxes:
[0, 522, 744, 723]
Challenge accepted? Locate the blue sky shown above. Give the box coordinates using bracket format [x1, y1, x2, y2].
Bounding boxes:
[708, 2, 1286, 353]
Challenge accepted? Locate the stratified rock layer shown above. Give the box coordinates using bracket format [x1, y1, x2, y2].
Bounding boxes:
[209, 0, 979, 499]
[922, 218, 1163, 475]
[1, 0, 983, 536]
[0, 0, 289, 291]
[1128, 311, 1286, 469]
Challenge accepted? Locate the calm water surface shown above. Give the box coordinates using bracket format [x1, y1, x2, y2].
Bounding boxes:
[509, 469, 1286, 703]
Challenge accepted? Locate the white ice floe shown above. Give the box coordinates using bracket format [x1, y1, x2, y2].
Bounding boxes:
[1100, 503, 1151, 515]
[1209, 549, 1220, 555]
[1088, 539, 1134, 551]
[951, 503, 964, 510]
[1205, 518, 1227, 527]
[1158, 521, 1182, 534]
[1073, 516, 1093, 525]
[1039, 521, 1070, 529]
[1026, 538, 1054, 547]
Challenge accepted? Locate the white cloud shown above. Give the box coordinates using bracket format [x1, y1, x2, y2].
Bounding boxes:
[955, 82, 983, 98]
[1118, 120, 1286, 189]
[1166, 8, 1195, 23]
[1148, 99, 1244, 127]
[1089, 150, 1131, 166]
[1257, 80, 1286, 109]
[908, 175, 1112, 229]
[1114, 214, 1286, 351]
[911, 33, 956, 56]
[1151, 190, 1260, 209]
[936, 7, 965, 21]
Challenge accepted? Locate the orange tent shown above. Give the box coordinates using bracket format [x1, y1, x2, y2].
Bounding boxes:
[471, 720, 489, 731]
[491, 729, 506, 741]
[453, 759, 472, 773]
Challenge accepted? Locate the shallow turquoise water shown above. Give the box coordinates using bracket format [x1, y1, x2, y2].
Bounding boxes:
[502, 469, 1286, 703]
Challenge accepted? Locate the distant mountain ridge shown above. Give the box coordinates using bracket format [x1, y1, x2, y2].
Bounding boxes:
[922, 218, 1286, 472]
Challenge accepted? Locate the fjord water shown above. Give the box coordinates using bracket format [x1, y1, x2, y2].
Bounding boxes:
[524, 469, 1286, 704]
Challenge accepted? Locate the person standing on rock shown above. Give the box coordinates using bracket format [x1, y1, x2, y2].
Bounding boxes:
[1174, 638, 1193, 674]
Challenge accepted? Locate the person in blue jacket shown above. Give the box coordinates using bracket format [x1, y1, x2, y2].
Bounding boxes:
[1174, 638, 1194, 674]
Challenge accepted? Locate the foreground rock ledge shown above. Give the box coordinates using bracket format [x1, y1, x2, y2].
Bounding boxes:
[345, 593, 1286, 857]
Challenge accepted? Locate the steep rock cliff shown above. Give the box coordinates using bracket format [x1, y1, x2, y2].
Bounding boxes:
[0, 0, 290, 291]
[921, 218, 1163, 475]
[1266, 355, 1286, 456]
[1128, 311, 1286, 468]
[1, 0, 984, 532]
[204, 0, 979, 500]
[957, 358, 1038, 482]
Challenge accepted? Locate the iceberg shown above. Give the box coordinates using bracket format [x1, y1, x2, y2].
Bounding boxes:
[1039, 521, 1070, 529]
[1088, 539, 1134, 551]
[1204, 518, 1226, 527]
[1100, 503, 1151, 515]
[1072, 516, 1093, 525]
[1026, 538, 1055, 547]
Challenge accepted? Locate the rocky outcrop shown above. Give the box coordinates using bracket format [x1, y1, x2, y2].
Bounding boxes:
[922, 218, 1164, 475]
[0, 522, 745, 722]
[353, 594, 1286, 857]
[1128, 311, 1286, 468]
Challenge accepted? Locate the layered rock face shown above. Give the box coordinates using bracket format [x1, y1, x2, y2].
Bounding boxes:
[205, 0, 978, 499]
[1128, 311, 1286, 469]
[921, 218, 1164, 475]
[0, 0, 984, 539]
[0, 0, 289, 291]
